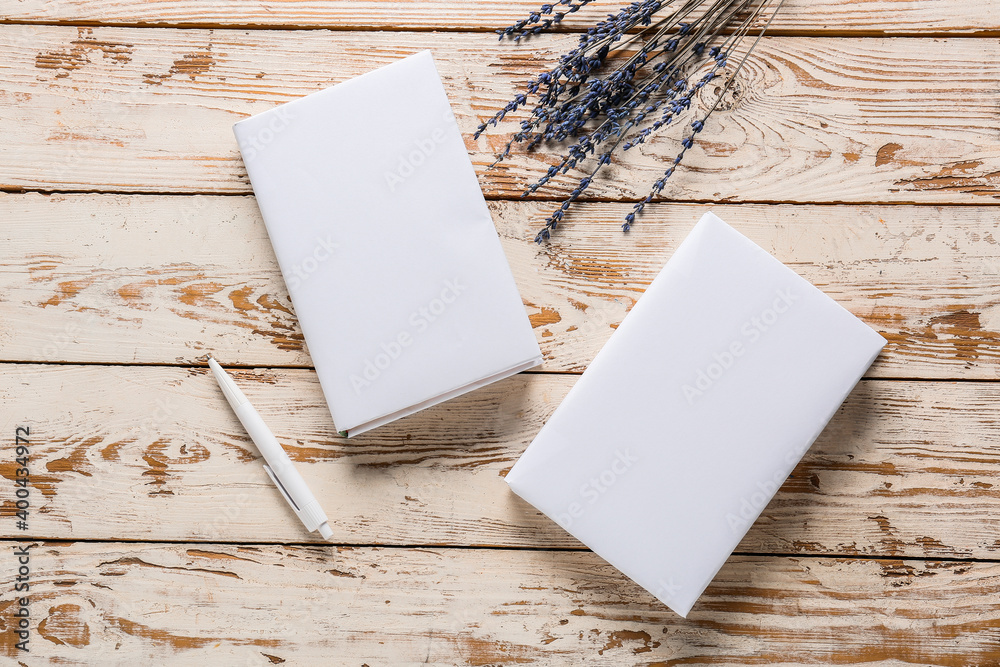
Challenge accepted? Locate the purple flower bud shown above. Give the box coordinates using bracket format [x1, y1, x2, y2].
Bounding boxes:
[493, 0, 779, 244]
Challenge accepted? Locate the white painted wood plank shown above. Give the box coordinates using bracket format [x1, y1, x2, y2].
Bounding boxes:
[2, 0, 997, 34]
[4, 542, 998, 664]
[2, 364, 1000, 559]
[4, 194, 1000, 380]
[1, 27, 999, 203]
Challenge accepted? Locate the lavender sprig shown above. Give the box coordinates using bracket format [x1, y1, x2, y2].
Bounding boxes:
[496, 0, 598, 41]
[479, 0, 785, 242]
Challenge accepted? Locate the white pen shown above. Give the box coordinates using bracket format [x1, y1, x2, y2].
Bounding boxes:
[208, 357, 334, 540]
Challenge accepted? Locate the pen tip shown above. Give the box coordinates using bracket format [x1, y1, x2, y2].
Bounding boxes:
[207, 357, 249, 409]
[318, 522, 334, 541]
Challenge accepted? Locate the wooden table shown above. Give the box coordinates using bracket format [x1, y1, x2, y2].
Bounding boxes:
[2, 1, 1000, 664]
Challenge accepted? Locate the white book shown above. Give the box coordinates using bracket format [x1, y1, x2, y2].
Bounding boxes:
[233, 51, 541, 437]
[505, 211, 885, 617]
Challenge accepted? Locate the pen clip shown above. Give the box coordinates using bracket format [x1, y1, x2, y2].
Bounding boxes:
[262, 464, 301, 513]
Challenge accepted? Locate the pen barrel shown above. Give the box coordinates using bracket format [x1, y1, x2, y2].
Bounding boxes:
[267, 458, 326, 521]
[235, 402, 328, 529]
[235, 402, 289, 465]
[292, 497, 329, 533]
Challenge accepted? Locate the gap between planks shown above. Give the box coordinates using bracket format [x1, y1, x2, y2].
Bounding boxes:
[6, 188, 1000, 207]
[9, 359, 1000, 385]
[14, 537, 1000, 566]
[3, 18, 998, 38]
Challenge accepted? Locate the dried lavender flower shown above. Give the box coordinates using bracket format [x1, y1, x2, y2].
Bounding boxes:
[480, 0, 786, 242]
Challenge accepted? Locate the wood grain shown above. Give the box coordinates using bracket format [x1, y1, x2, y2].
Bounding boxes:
[3, 363, 1000, 560]
[3, 27, 1000, 202]
[0, 542, 997, 665]
[3, 5, 1000, 662]
[5, 193, 1000, 380]
[2, 0, 998, 35]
